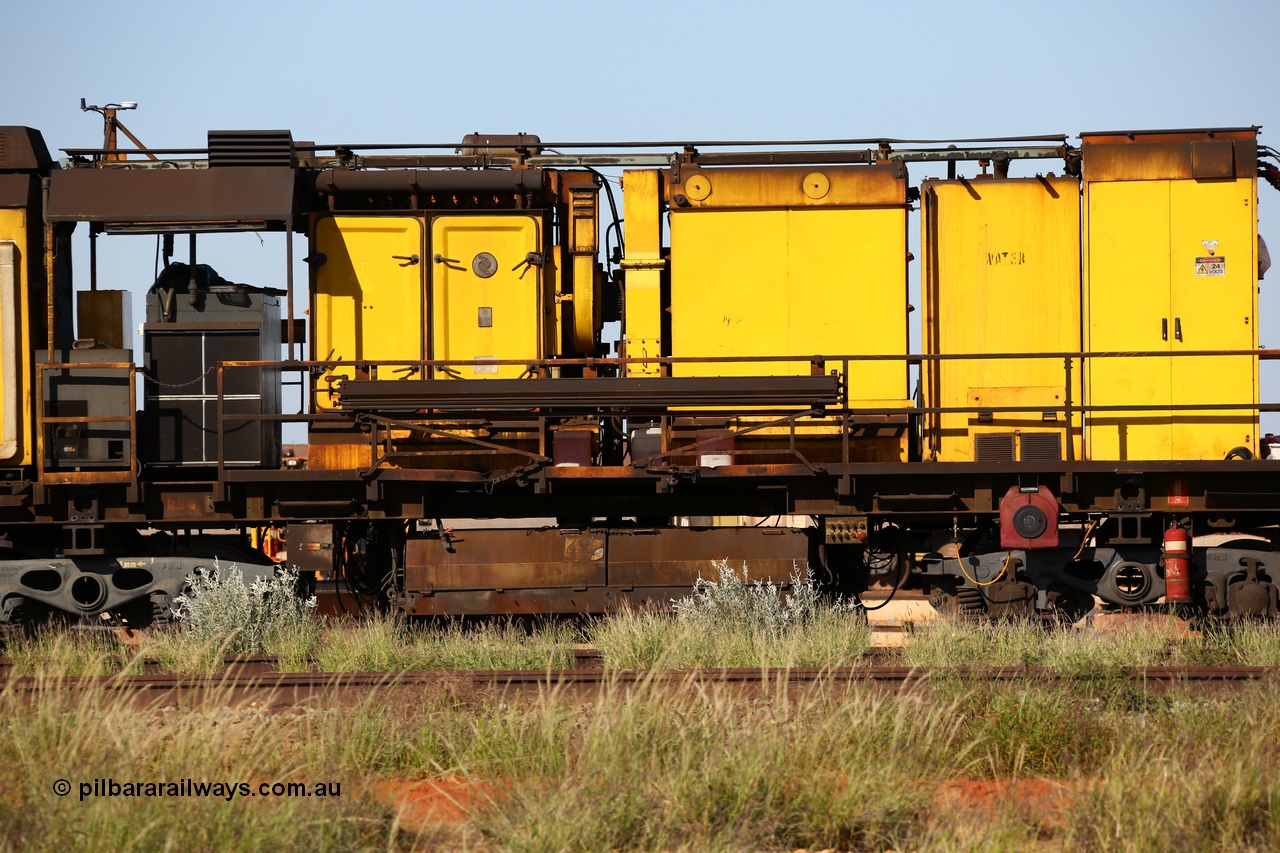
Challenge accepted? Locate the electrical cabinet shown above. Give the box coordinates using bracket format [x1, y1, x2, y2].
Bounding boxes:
[1083, 129, 1258, 460]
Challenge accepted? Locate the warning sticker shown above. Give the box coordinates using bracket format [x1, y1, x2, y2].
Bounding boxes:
[1195, 256, 1226, 276]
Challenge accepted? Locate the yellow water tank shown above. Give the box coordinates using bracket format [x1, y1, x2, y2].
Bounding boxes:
[922, 176, 1082, 462]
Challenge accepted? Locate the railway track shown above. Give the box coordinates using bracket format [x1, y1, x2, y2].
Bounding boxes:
[4, 665, 1275, 708]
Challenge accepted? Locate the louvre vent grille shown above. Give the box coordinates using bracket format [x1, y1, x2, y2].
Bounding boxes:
[207, 130, 296, 168]
[974, 433, 1016, 462]
[1020, 432, 1063, 462]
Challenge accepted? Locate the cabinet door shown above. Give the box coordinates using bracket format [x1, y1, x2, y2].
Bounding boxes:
[431, 215, 541, 379]
[1168, 179, 1257, 458]
[1086, 180, 1172, 460]
[313, 216, 425, 406]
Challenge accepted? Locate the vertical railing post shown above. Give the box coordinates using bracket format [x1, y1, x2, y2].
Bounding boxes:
[1063, 354, 1075, 462]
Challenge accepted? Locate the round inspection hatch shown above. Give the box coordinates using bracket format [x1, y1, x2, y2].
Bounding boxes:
[684, 174, 712, 202]
[802, 172, 830, 200]
[472, 252, 498, 278]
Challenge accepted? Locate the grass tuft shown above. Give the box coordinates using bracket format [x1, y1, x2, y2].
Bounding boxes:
[592, 560, 870, 669]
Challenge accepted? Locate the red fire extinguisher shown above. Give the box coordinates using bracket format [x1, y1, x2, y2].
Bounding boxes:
[1163, 525, 1191, 604]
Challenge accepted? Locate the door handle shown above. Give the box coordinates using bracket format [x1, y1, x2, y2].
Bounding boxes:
[511, 251, 545, 273]
[1162, 318, 1168, 341]
[1174, 317, 1182, 342]
[392, 254, 420, 266]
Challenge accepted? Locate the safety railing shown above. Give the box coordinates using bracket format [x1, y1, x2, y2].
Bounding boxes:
[34, 360, 138, 487]
[190, 347, 1278, 480]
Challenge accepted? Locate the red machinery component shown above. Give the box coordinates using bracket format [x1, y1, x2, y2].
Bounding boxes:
[261, 525, 286, 563]
[1163, 525, 1192, 604]
[999, 486, 1060, 550]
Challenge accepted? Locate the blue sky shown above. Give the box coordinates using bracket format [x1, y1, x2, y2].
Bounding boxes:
[9, 0, 1280, 430]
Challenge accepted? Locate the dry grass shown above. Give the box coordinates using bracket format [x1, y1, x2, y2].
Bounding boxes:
[5, 669, 1280, 850]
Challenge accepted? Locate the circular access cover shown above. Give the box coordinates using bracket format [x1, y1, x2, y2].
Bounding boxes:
[472, 252, 498, 278]
[684, 174, 712, 202]
[802, 172, 830, 199]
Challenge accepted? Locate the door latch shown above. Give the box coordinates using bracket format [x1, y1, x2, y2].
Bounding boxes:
[511, 252, 544, 273]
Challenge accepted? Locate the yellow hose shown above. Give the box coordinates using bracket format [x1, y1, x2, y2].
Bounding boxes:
[958, 551, 1012, 587]
[1071, 518, 1100, 561]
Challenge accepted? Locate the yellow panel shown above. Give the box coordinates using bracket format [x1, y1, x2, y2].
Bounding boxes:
[1084, 181, 1172, 460]
[0, 210, 30, 464]
[669, 207, 908, 403]
[1084, 175, 1259, 460]
[1168, 178, 1257, 457]
[922, 178, 1081, 461]
[431, 215, 540, 379]
[312, 215, 424, 407]
[670, 165, 904, 209]
[620, 170, 664, 377]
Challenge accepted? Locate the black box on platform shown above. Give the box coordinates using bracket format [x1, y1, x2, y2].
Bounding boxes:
[143, 272, 281, 467]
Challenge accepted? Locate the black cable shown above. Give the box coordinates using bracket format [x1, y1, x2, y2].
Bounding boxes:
[604, 218, 625, 265]
[861, 574, 901, 612]
[586, 167, 624, 255]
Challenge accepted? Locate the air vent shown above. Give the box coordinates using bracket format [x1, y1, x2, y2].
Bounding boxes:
[0, 132, 7, 164]
[1020, 432, 1063, 462]
[207, 130, 296, 168]
[974, 433, 1016, 462]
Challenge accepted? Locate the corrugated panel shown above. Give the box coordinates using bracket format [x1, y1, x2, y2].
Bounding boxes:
[1019, 432, 1062, 462]
[974, 433, 1015, 462]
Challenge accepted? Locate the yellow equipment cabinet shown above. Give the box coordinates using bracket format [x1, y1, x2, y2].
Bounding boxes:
[665, 164, 910, 406]
[922, 176, 1083, 462]
[0, 128, 51, 468]
[620, 164, 913, 463]
[0, 214, 30, 464]
[1083, 129, 1259, 460]
[430, 214, 543, 378]
[312, 215, 425, 409]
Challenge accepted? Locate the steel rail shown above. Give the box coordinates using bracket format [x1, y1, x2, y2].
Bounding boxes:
[3, 666, 1274, 694]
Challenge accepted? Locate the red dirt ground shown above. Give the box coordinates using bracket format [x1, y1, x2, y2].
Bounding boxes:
[374, 775, 497, 831]
[372, 774, 1077, 835]
[934, 777, 1073, 826]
